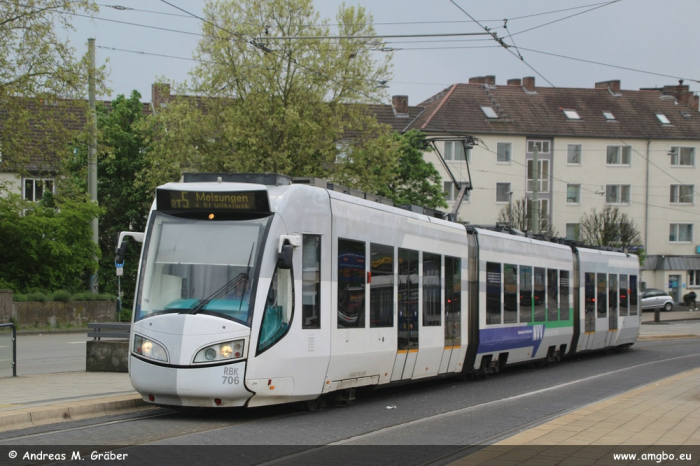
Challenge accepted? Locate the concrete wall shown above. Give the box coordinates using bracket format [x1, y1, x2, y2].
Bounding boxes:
[0, 290, 12, 323]
[86, 340, 128, 372]
[4, 301, 116, 327]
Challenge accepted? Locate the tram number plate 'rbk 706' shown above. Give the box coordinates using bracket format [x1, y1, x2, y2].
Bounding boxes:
[222, 366, 240, 385]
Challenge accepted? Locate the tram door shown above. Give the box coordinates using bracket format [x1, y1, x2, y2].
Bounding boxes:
[391, 248, 419, 381]
[606, 274, 619, 346]
[440, 256, 462, 374]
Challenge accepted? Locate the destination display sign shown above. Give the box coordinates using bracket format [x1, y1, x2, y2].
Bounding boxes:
[156, 189, 269, 213]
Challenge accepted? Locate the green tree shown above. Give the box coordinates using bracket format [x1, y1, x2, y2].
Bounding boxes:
[0, 1, 103, 174]
[139, 0, 395, 192]
[64, 92, 151, 314]
[0, 184, 101, 292]
[377, 130, 447, 209]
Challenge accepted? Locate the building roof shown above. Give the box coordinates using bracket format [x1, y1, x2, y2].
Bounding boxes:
[0, 98, 152, 173]
[366, 104, 425, 133]
[408, 80, 700, 140]
[643, 255, 700, 271]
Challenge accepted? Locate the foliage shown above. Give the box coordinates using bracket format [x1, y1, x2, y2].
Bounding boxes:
[64, 91, 151, 309]
[376, 130, 447, 209]
[0, 185, 101, 293]
[50, 290, 72, 302]
[496, 197, 557, 236]
[0, 0, 107, 175]
[72, 292, 115, 302]
[12, 294, 28, 302]
[139, 0, 397, 195]
[26, 292, 48, 302]
[578, 206, 643, 247]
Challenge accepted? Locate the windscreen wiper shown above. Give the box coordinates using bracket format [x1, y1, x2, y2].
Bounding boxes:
[188, 272, 248, 315]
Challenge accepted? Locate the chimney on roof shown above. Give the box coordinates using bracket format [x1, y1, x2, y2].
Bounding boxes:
[151, 83, 171, 111]
[507, 78, 522, 86]
[469, 76, 496, 85]
[661, 80, 699, 111]
[392, 95, 409, 115]
[469, 76, 485, 84]
[595, 80, 621, 93]
[522, 76, 535, 91]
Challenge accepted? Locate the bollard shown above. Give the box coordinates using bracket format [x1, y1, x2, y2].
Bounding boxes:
[654, 308, 660, 322]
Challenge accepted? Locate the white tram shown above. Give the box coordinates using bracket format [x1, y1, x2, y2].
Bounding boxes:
[125, 173, 640, 408]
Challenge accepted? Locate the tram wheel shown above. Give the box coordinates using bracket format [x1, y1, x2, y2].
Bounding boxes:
[302, 398, 321, 412]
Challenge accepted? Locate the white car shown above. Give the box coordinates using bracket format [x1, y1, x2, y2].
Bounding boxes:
[641, 289, 674, 312]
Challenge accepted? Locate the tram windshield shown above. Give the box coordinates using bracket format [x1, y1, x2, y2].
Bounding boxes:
[134, 212, 271, 325]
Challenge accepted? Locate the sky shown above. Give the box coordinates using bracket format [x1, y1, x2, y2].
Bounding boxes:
[66, 0, 700, 106]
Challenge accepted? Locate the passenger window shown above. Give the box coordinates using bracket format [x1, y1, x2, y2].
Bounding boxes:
[338, 239, 366, 328]
[560, 271, 570, 320]
[597, 273, 607, 317]
[504, 264, 518, 323]
[445, 256, 461, 346]
[486, 262, 502, 324]
[630, 275, 638, 315]
[423, 253, 441, 326]
[534, 267, 546, 322]
[257, 265, 294, 354]
[398, 248, 419, 350]
[519, 266, 533, 323]
[547, 268, 558, 321]
[302, 235, 321, 329]
[370, 243, 394, 328]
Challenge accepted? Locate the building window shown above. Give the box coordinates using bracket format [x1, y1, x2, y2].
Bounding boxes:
[603, 111, 616, 121]
[567, 184, 581, 204]
[567, 144, 581, 164]
[563, 109, 581, 120]
[669, 224, 693, 242]
[527, 140, 550, 154]
[527, 160, 549, 192]
[606, 185, 630, 204]
[444, 141, 470, 162]
[23, 178, 54, 202]
[689, 270, 700, 286]
[606, 146, 631, 165]
[481, 106, 499, 119]
[670, 185, 694, 204]
[670, 147, 695, 166]
[566, 223, 579, 241]
[496, 182, 511, 203]
[443, 181, 470, 202]
[496, 142, 511, 163]
[656, 113, 671, 125]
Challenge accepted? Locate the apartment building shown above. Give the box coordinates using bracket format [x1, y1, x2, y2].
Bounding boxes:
[403, 76, 700, 300]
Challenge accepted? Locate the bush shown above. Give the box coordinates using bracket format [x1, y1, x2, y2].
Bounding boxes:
[26, 292, 48, 302]
[51, 290, 72, 302]
[12, 293, 28, 302]
[72, 292, 116, 302]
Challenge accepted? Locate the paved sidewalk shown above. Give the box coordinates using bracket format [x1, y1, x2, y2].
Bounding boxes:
[0, 372, 149, 432]
[454, 368, 700, 465]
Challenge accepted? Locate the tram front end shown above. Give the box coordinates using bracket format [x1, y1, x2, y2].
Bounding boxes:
[128, 182, 277, 407]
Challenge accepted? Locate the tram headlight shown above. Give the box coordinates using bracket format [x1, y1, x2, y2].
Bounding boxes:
[133, 335, 168, 363]
[194, 339, 245, 363]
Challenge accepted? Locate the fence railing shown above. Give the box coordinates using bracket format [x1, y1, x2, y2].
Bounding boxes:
[87, 322, 131, 340]
[0, 323, 16, 377]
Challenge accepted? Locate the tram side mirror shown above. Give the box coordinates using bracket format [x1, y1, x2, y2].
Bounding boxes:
[115, 241, 128, 265]
[277, 244, 293, 270]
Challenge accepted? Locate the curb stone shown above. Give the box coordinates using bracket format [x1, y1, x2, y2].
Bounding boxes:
[0, 396, 151, 433]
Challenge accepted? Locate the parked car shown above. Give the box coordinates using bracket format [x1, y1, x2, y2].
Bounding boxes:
[641, 289, 674, 312]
